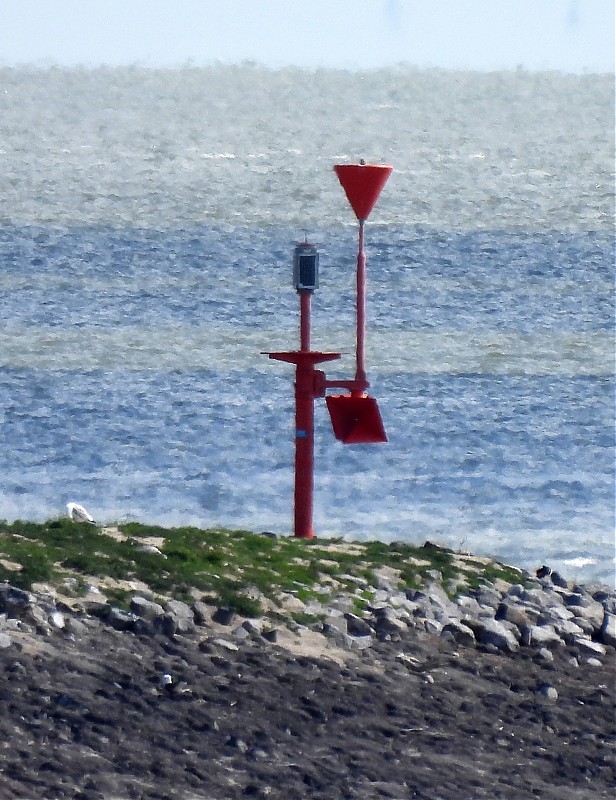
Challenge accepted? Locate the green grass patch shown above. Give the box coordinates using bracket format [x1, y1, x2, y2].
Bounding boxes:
[0, 520, 526, 613]
[460, 561, 525, 593]
[103, 588, 133, 610]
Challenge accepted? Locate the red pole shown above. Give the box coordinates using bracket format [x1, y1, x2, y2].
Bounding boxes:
[294, 363, 314, 538]
[299, 291, 311, 352]
[294, 291, 314, 538]
[355, 219, 367, 393]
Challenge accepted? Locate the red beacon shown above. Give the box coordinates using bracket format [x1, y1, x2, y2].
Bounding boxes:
[266, 162, 392, 539]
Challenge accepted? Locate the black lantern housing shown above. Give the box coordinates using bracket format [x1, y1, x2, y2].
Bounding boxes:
[293, 242, 319, 291]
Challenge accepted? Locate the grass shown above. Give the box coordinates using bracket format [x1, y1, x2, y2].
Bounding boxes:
[0, 519, 528, 614]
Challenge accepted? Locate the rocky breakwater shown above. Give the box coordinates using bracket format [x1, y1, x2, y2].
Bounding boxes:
[290, 559, 616, 669]
[0, 544, 614, 800]
[2, 550, 613, 671]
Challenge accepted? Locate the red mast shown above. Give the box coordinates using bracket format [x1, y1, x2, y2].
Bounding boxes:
[266, 163, 392, 538]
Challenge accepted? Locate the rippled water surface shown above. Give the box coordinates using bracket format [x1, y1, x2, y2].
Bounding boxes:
[0, 66, 613, 584]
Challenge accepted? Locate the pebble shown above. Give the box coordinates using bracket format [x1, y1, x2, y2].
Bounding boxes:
[48, 611, 65, 629]
[212, 638, 239, 652]
[536, 684, 558, 701]
[535, 647, 554, 663]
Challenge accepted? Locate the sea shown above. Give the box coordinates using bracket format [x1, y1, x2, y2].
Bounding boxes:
[0, 65, 613, 585]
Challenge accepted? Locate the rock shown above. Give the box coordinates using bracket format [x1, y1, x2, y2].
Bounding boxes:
[232, 625, 250, 641]
[372, 566, 401, 590]
[130, 596, 165, 621]
[304, 599, 326, 616]
[191, 601, 211, 626]
[226, 735, 248, 752]
[572, 637, 606, 658]
[388, 592, 417, 611]
[495, 601, 534, 632]
[539, 604, 574, 623]
[212, 638, 239, 652]
[462, 618, 520, 654]
[424, 619, 443, 636]
[593, 590, 616, 614]
[564, 591, 592, 608]
[82, 598, 109, 616]
[0, 632, 11, 648]
[154, 616, 179, 637]
[211, 607, 236, 626]
[472, 585, 502, 610]
[48, 611, 65, 629]
[566, 615, 595, 637]
[0, 616, 22, 631]
[528, 624, 563, 649]
[326, 625, 373, 650]
[406, 590, 431, 617]
[347, 634, 374, 650]
[550, 571, 569, 589]
[372, 606, 408, 637]
[344, 613, 373, 637]
[371, 589, 392, 604]
[536, 684, 558, 701]
[323, 615, 348, 637]
[163, 600, 196, 634]
[534, 647, 554, 663]
[170, 679, 192, 697]
[564, 595, 605, 631]
[522, 587, 564, 610]
[242, 618, 263, 636]
[328, 595, 355, 613]
[0, 585, 32, 616]
[426, 583, 461, 616]
[322, 606, 344, 618]
[25, 604, 50, 632]
[277, 593, 307, 613]
[550, 618, 586, 645]
[455, 595, 482, 615]
[338, 573, 369, 588]
[64, 617, 88, 637]
[586, 658, 604, 668]
[422, 540, 452, 553]
[599, 613, 616, 648]
[441, 620, 476, 647]
[106, 607, 138, 632]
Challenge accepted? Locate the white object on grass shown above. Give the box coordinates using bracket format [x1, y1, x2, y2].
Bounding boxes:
[66, 502, 96, 524]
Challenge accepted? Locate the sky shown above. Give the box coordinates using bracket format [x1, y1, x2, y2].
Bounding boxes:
[1, 0, 614, 73]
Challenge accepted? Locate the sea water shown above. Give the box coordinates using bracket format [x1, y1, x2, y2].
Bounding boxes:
[0, 66, 613, 584]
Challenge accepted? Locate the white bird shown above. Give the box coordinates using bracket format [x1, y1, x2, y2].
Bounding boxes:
[66, 502, 96, 524]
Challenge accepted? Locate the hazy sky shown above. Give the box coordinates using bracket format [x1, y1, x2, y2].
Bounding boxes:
[1, 0, 614, 72]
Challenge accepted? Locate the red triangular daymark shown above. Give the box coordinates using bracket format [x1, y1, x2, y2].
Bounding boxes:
[334, 163, 392, 221]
